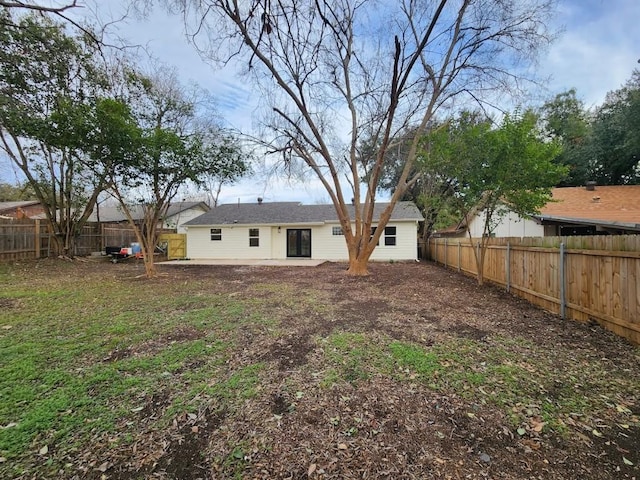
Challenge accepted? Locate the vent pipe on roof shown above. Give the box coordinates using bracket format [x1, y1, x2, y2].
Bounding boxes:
[585, 181, 597, 191]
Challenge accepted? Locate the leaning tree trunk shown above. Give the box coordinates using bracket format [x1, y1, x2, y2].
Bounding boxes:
[474, 239, 489, 286]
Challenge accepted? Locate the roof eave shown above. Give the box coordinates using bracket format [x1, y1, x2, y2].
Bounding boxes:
[535, 215, 640, 231]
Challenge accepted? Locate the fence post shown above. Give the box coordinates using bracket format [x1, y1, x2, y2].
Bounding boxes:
[34, 219, 40, 258]
[457, 242, 461, 272]
[444, 238, 448, 268]
[506, 241, 511, 293]
[559, 242, 566, 320]
[476, 241, 480, 278]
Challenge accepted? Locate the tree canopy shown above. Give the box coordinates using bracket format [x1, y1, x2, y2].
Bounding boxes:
[540, 71, 640, 186]
[0, 10, 111, 255]
[422, 109, 566, 284]
[0, 10, 249, 265]
[104, 67, 247, 278]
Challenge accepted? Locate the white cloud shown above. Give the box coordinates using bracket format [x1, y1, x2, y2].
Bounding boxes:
[5, 0, 639, 199]
[541, 0, 640, 107]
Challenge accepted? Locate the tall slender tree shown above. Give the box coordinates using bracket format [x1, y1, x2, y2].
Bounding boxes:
[541, 89, 592, 186]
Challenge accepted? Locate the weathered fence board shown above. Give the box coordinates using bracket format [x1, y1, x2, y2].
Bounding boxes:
[428, 235, 640, 345]
[0, 219, 139, 261]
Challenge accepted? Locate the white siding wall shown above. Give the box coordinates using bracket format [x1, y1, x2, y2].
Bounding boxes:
[186, 225, 273, 259]
[164, 208, 208, 233]
[469, 211, 544, 238]
[186, 221, 419, 261]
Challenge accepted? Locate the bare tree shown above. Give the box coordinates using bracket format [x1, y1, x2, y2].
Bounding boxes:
[0, 0, 77, 13]
[0, 1, 92, 36]
[171, 0, 557, 275]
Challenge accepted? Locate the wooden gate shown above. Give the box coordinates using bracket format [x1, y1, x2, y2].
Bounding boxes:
[158, 233, 186, 260]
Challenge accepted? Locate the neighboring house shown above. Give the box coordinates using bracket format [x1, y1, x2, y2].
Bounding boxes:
[183, 200, 423, 261]
[435, 184, 640, 238]
[88, 201, 210, 233]
[0, 201, 44, 219]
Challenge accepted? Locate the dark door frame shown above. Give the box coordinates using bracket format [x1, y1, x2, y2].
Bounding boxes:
[286, 228, 312, 258]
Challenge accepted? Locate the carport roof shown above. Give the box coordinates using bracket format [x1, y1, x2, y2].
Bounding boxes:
[183, 201, 423, 226]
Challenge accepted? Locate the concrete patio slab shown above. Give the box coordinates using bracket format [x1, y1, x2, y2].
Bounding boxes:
[160, 259, 328, 267]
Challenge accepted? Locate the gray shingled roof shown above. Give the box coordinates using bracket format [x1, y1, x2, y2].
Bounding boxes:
[87, 201, 209, 222]
[183, 201, 423, 226]
[0, 201, 40, 213]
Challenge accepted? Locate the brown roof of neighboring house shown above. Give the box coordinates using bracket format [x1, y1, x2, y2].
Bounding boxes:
[539, 185, 640, 224]
[434, 185, 640, 236]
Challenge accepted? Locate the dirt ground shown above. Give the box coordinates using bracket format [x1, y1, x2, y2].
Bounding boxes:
[11, 259, 640, 479]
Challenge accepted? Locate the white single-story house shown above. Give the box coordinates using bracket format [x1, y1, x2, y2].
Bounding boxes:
[435, 184, 640, 238]
[88, 201, 210, 233]
[182, 200, 423, 261]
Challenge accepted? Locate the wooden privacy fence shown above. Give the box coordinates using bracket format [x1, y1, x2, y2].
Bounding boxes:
[0, 219, 49, 261]
[0, 219, 143, 261]
[428, 235, 640, 345]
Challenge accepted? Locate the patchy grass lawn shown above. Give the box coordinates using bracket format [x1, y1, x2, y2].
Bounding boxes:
[0, 258, 638, 479]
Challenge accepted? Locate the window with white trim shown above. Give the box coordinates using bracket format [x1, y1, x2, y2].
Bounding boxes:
[210, 228, 222, 241]
[249, 228, 259, 247]
[332, 226, 343, 236]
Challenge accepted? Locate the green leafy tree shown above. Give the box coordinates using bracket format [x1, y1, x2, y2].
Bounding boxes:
[362, 124, 460, 256]
[541, 89, 592, 186]
[424, 110, 566, 285]
[588, 71, 640, 184]
[170, 0, 558, 275]
[0, 11, 115, 256]
[105, 68, 247, 278]
[0, 181, 37, 201]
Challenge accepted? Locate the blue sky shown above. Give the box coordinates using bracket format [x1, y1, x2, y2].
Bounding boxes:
[105, 0, 640, 120]
[2, 0, 639, 203]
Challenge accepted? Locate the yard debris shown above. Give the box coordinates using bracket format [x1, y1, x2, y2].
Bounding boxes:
[2, 260, 639, 480]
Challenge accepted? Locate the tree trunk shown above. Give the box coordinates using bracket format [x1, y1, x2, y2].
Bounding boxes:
[142, 245, 157, 278]
[49, 234, 65, 257]
[475, 241, 487, 286]
[346, 254, 371, 276]
[49, 230, 74, 257]
[476, 263, 485, 285]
